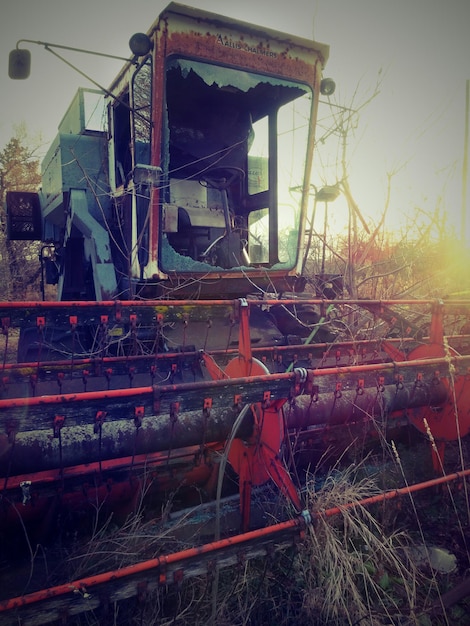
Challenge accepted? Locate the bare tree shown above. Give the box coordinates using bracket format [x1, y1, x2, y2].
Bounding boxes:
[309, 71, 468, 302]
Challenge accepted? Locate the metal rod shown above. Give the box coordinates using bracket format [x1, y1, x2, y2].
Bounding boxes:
[1, 354, 469, 411]
[0, 336, 421, 374]
[2, 297, 470, 309]
[2, 467, 469, 614]
[16, 39, 133, 62]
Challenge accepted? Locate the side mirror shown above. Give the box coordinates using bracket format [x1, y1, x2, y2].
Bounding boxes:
[320, 77, 336, 96]
[129, 33, 152, 57]
[9, 48, 31, 79]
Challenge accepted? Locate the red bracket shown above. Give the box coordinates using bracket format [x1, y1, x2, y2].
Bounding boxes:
[134, 406, 144, 428]
[429, 302, 444, 346]
[262, 390, 271, 409]
[203, 397, 212, 415]
[334, 382, 342, 398]
[228, 402, 302, 531]
[53, 415, 65, 438]
[94, 410, 107, 433]
[36, 316, 45, 331]
[82, 369, 89, 390]
[170, 401, 180, 424]
[311, 385, 319, 402]
[235, 298, 253, 377]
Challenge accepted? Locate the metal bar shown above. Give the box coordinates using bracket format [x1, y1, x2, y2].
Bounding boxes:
[2, 467, 469, 616]
[1, 297, 470, 310]
[2, 443, 217, 491]
[5, 335, 470, 379]
[0, 373, 289, 411]
[16, 39, 133, 62]
[1, 354, 468, 413]
[0, 337, 420, 374]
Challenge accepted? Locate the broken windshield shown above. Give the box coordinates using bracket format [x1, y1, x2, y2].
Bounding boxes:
[171, 58, 304, 93]
[160, 57, 312, 273]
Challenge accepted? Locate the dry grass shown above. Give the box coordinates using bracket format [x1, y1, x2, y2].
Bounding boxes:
[296, 461, 424, 625]
[52, 453, 458, 626]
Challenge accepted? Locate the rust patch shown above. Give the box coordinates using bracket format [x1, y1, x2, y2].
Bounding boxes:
[166, 31, 319, 85]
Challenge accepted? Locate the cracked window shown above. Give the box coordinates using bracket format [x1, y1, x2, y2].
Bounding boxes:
[160, 57, 312, 273]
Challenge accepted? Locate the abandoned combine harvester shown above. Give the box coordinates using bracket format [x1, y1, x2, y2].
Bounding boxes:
[2, 2, 470, 622]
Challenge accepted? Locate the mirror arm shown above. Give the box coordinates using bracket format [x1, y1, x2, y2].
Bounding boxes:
[15, 39, 136, 64]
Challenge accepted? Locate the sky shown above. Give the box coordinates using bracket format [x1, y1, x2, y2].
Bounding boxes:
[1, 0, 469, 240]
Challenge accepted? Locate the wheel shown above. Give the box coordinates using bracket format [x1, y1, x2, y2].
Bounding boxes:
[198, 166, 244, 191]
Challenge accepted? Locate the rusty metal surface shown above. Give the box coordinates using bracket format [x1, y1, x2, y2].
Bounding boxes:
[1, 297, 470, 609]
[2, 468, 470, 626]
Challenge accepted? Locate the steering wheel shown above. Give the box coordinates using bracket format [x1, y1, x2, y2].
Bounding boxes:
[198, 166, 245, 191]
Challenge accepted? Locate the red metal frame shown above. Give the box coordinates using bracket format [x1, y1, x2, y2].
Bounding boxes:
[2, 467, 469, 618]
